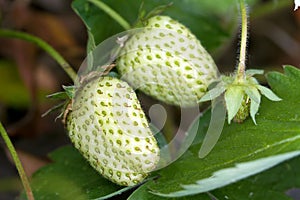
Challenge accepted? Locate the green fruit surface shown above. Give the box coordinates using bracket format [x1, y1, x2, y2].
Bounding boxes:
[67, 76, 160, 186]
[117, 15, 218, 106]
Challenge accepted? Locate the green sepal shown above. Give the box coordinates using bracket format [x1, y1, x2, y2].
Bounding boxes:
[46, 91, 68, 100]
[257, 85, 282, 101]
[198, 83, 225, 102]
[246, 69, 264, 76]
[133, 2, 173, 28]
[42, 85, 75, 118]
[62, 85, 76, 99]
[143, 2, 173, 21]
[244, 86, 261, 124]
[225, 86, 244, 124]
[250, 96, 260, 125]
[244, 86, 260, 103]
[41, 102, 66, 118]
[199, 68, 281, 124]
[46, 85, 76, 101]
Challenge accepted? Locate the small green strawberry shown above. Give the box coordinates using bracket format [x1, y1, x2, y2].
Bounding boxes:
[116, 15, 218, 107]
[66, 76, 160, 186]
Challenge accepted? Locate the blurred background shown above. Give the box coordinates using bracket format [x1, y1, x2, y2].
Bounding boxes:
[0, 0, 299, 199]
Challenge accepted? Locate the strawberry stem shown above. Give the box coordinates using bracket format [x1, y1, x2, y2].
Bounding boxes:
[88, 0, 131, 30]
[0, 122, 35, 200]
[0, 29, 77, 82]
[236, 0, 248, 82]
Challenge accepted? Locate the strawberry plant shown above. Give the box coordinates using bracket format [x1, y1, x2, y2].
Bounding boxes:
[0, 0, 300, 200]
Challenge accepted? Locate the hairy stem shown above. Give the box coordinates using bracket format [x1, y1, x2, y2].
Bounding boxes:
[236, 0, 248, 82]
[88, 0, 131, 30]
[0, 29, 77, 82]
[0, 122, 34, 200]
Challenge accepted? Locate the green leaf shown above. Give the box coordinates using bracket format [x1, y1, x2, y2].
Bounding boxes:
[72, 0, 259, 53]
[140, 148, 300, 200]
[266, 65, 300, 101]
[71, 0, 128, 52]
[153, 151, 300, 197]
[127, 182, 211, 200]
[209, 155, 300, 199]
[26, 146, 128, 200]
[146, 66, 300, 197]
[92, 184, 136, 200]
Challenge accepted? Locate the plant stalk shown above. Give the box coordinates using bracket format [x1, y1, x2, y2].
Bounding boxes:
[0, 29, 77, 82]
[88, 0, 131, 30]
[0, 122, 34, 200]
[236, 0, 248, 82]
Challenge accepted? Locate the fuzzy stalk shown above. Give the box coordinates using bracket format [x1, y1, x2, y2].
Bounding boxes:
[0, 122, 34, 200]
[236, 0, 248, 82]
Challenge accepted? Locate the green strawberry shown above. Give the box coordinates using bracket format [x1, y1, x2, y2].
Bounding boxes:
[66, 76, 160, 186]
[116, 15, 218, 106]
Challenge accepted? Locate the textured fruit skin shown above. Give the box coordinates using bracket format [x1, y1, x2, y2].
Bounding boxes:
[117, 15, 218, 106]
[66, 76, 160, 186]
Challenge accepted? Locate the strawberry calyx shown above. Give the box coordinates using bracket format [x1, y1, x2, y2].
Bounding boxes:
[41, 85, 76, 120]
[198, 2, 281, 125]
[43, 63, 118, 122]
[133, 3, 173, 28]
[199, 69, 282, 124]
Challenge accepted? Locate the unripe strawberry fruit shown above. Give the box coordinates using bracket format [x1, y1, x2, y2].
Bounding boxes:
[66, 76, 160, 186]
[117, 15, 218, 106]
